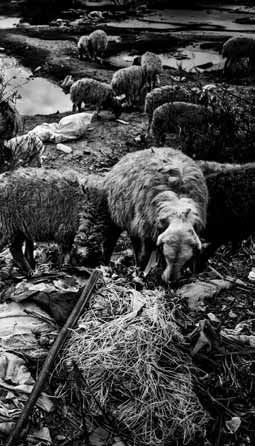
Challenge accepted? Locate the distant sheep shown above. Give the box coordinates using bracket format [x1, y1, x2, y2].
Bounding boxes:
[198, 162, 255, 266]
[141, 51, 162, 90]
[0, 168, 103, 276]
[0, 133, 44, 174]
[102, 147, 208, 282]
[151, 101, 213, 146]
[111, 65, 147, 107]
[222, 36, 255, 74]
[78, 30, 108, 63]
[145, 85, 202, 135]
[70, 77, 122, 118]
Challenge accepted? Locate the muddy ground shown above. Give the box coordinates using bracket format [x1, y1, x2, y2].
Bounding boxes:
[1, 3, 255, 446]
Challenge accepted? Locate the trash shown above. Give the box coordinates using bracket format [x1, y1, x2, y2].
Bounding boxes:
[30, 112, 94, 143]
[33, 66, 42, 73]
[116, 119, 129, 125]
[225, 416, 241, 433]
[0, 352, 54, 435]
[248, 267, 255, 281]
[4, 274, 88, 326]
[56, 143, 72, 154]
[177, 279, 232, 311]
[0, 301, 57, 360]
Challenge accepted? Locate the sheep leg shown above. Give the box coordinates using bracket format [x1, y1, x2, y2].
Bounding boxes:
[130, 236, 142, 264]
[24, 239, 35, 269]
[10, 235, 34, 277]
[146, 119, 152, 138]
[102, 223, 122, 264]
[138, 239, 154, 270]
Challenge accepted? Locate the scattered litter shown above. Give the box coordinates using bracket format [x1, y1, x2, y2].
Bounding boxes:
[30, 112, 94, 143]
[33, 66, 42, 73]
[226, 416, 241, 434]
[56, 143, 72, 154]
[116, 118, 129, 125]
[207, 312, 220, 323]
[248, 267, 255, 281]
[177, 279, 232, 311]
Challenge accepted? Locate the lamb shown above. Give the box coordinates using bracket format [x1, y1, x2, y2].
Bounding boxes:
[77, 29, 108, 63]
[151, 101, 213, 146]
[222, 36, 255, 74]
[102, 147, 208, 282]
[111, 65, 147, 107]
[145, 85, 202, 135]
[70, 77, 122, 118]
[195, 161, 255, 267]
[141, 51, 162, 90]
[0, 168, 103, 276]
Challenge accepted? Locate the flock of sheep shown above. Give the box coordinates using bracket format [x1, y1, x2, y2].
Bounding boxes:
[0, 30, 255, 282]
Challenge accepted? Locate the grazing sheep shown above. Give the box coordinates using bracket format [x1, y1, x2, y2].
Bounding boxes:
[151, 102, 213, 146]
[102, 147, 208, 282]
[70, 77, 122, 118]
[141, 51, 162, 90]
[77, 35, 89, 60]
[111, 65, 147, 107]
[145, 85, 201, 135]
[197, 163, 255, 266]
[222, 36, 255, 74]
[0, 133, 44, 174]
[0, 100, 23, 141]
[78, 30, 108, 63]
[0, 168, 103, 276]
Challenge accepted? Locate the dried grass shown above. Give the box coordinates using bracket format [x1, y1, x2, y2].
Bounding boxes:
[65, 283, 209, 446]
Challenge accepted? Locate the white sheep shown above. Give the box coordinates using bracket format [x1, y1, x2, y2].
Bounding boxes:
[222, 36, 255, 74]
[77, 30, 108, 63]
[151, 101, 213, 146]
[111, 65, 147, 107]
[141, 51, 162, 90]
[70, 77, 122, 118]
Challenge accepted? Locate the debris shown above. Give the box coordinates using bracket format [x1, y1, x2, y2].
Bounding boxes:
[6, 270, 101, 446]
[56, 143, 73, 154]
[177, 279, 232, 311]
[65, 284, 209, 446]
[33, 66, 42, 73]
[116, 118, 129, 125]
[248, 267, 255, 281]
[207, 312, 220, 323]
[225, 416, 241, 433]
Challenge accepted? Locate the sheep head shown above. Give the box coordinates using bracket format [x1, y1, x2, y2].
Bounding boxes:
[156, 217, 202, 282]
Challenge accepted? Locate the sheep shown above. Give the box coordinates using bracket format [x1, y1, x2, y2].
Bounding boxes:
[0, 168, 103, 276]
[144, 85, 202, 136]
[111, 65, 147, 107]
[0, 100, 23, 142]
[77, 30, 108, 63]
[151, 101, 213, 146]
[70, 77, 122, 118]
[0, 133, 44, 174]
[141, 51, 162, 90]
[222, 36, 255, 74]
[196, 162, 255, 268]
[102, 147, 208, 282]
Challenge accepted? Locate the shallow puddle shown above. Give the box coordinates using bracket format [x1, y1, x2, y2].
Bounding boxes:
[160, 44, 224, 71]
[0, 54, 71, 115]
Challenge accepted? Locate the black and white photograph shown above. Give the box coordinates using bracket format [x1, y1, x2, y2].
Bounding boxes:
[0, 0, 254, 445]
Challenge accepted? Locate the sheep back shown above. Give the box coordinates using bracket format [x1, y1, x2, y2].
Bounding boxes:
[222, 36, 255, 60]
[141, 51, 162, 86]
[88, 29, 108, 59]
[70, 78, 116, 112]
[111, 65, 146, 104]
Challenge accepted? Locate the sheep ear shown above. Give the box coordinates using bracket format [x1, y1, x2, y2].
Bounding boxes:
[156, 234, 163, 246]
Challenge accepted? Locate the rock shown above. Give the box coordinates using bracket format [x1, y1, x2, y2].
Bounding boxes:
[56, 143, 72, 154]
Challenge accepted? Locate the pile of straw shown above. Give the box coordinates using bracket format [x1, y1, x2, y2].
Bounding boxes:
[65, 284, 209, 445]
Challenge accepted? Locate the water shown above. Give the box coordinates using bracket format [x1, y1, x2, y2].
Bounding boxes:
[0, 54, 72, 115]
[0, 15, 20, 29]
[160, 44, 223, 72]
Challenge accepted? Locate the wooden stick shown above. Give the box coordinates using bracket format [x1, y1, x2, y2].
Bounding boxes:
[6, 269, 101, 446]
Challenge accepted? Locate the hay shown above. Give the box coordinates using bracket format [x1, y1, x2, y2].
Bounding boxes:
[65, 284, 209, 446]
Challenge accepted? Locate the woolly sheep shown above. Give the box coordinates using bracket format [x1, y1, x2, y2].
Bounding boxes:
[78, 30, 108, 63]
[111, 65, 147, 107]
[70, 77, 122, 118]
[197, 162, 255, 267]
[102, 147, 208, 282]
[0, 133, 44, 174]
[141, 51, 162, 90]
[222, 36, 255, 74]
[145, 85, 201, 135]
[0, 100, 23, 141]
[151, 101, 213, 146]
[0, 168, 102, 276]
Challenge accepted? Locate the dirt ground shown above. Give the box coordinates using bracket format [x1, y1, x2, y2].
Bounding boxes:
[1, 4, 255, 446]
